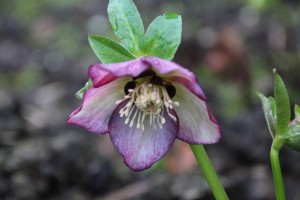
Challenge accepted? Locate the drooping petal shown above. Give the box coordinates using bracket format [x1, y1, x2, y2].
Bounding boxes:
[89, 64, 117, 88]
[95, 58, 149, 78]
[173, 83, 221, 144]
[142, 57, 207, 100]
[67, 77, 131, 134]
[108, 101, 179, 171]
[89, 57, 206, 100]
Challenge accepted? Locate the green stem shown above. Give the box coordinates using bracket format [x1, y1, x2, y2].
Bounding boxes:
[190, 145, 229, 200]
[270, 141, 286, 200]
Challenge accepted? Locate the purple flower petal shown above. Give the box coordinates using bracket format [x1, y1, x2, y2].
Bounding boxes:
[95, 58, 149, 78]
[108, 100, 179, 171]
[67, 77, 130, 134]
[89, 57, 206, 100]
[142, 57, 207, 100]
[89, 64, 117, 88]
[173, 83, 221, 144]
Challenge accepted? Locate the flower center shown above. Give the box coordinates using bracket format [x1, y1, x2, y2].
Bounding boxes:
[116, 77, 179, 131]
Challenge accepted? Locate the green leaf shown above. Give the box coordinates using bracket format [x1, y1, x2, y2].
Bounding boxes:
[75, 79, 93, 99]
[258, 92, 276, 138]
[285, 120, 300, 151]
[269, 96, 277, 122]
[295, 104, 300, 117]
[142, 12, 182, 60]
[88, 34, 136, 64]
[108, 0, 144, 54]
[274, 73, 291, 135]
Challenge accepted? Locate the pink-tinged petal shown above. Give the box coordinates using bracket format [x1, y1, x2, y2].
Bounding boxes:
[89, 64, 117, 88]
[108, 101, 179, 171]
[142, 56, 207, 100]
[88, 57, 206, 100]
[67, 77, 131, 134]
[95, 58, 150, 78]
[173, 83, 221, 144]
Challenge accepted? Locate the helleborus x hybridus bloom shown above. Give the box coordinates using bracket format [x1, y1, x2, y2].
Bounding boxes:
[68, 0, 222, 171]
[67, 56, 221, 171]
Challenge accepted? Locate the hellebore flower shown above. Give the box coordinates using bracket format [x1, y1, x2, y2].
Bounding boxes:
[67, 56, 221, 171]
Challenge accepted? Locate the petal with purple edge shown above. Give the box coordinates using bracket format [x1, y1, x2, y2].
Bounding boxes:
[96, 58, 150, 78]
[142, 56, 207, 100]
[67, 77, 131, 134]
[173, 83, 221, 144]
[89, 64, 117, 88]
[90, 57, 206, 100]
[109, 101, 179, 171]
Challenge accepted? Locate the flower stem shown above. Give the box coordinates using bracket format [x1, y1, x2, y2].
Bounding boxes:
[270, 141, 286, 200]
[190, 145, 229, 200]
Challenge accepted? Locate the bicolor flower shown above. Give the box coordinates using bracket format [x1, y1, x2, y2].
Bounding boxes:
[67, 56, 221, 171]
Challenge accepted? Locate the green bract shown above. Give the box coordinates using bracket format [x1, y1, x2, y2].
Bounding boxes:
[107, 0, 144, 54]
[88, 34, 136, 64]
[274, 74, 291, 135]
[142, 12, 182, 60]
[258, 93, 276, 138]
[258, 72, 300, 152]
[286, 105, 300, 151]
[89, 0, 182, 62]
[286, 119, 300, 151]
[76, 79, 92, 99]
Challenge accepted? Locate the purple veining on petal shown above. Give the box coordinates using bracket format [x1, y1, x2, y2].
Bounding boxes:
[89, 64, 117, 88]
[108, 100, 179, 171]
[173, 83, 221, 144]
[67, 77, 130, 134]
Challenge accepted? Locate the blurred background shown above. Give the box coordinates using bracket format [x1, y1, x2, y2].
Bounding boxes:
[1, 0, 300, 199]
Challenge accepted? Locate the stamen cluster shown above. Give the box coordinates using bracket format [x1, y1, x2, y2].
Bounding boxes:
[116, 76, 179, 130]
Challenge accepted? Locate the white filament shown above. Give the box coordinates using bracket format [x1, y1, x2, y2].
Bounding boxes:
[116, 79, 179, 131]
